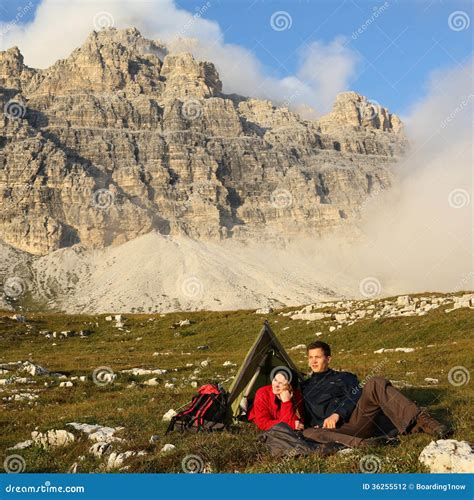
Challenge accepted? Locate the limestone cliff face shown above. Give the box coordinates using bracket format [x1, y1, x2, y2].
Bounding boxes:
[0, 28, 408, 255]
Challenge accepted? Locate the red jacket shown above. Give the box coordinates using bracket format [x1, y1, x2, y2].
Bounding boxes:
[248, 385, 305, 431]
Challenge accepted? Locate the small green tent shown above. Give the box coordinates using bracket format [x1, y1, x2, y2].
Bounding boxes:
[227, 320, 305, 420]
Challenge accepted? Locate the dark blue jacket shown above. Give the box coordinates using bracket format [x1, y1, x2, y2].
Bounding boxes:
[301, 368, 361, 427]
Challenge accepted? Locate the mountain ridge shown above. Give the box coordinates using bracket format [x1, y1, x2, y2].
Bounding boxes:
[1, 27, 407, 256]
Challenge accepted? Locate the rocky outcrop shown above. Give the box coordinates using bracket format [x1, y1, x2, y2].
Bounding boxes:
[419, 440, 474, 473]
[0, 28, 408, 255]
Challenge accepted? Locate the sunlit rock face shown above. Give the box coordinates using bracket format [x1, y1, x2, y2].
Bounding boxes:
[0, 28, 407, 255]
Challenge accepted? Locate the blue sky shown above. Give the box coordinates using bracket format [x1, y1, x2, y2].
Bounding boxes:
[0, 0, 472, 115]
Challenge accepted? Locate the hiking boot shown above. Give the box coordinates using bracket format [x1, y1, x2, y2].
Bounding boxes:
[410, 410, 451, 438]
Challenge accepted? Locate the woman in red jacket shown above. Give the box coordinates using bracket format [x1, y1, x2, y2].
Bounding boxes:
[248, 370, 305, 431]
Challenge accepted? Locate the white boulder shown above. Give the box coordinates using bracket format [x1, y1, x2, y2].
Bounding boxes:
[66, 422, 124, 443]
[21, 361, 49, 376]
[89, 442, 112, 458]
[162, 409, 177, 422]
[419, 440, 474, 473]
[31, 429, 75, 448]
[161, 443, 176, 453]
[289, 344, 306, 351]
[143, 378, 159, 386]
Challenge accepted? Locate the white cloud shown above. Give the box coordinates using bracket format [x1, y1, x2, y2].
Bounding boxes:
[341, 58, 473, 294]
[0, 0, 359, 114]
[297, 37, 360, 114]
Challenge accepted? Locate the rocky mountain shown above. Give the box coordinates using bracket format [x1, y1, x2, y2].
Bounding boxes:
[0, 27, 407, 257]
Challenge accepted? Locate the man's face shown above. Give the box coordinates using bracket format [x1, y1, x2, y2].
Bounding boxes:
[271, 372, 290, 395]
[308, 348, 331, 373]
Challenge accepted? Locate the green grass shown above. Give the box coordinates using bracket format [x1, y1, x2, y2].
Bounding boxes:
[0, 293, 472, 473]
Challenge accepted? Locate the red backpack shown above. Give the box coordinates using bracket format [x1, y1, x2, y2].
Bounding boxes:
[165, 383, 229, 433]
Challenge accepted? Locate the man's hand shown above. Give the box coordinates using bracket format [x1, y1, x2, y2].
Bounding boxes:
[322, 413, 340, 429]
[295, 420, 305, 431]
[279, 389, 292, 403]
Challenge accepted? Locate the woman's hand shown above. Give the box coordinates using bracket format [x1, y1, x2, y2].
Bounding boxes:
[295, 420, 305, 431]
[279, 389, 292, 402]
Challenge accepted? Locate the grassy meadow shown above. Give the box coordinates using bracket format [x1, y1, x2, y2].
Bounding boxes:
[0, 293, 472, 473]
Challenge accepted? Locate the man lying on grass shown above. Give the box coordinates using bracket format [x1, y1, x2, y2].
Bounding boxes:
[249, 340, 450, 449]
[301, 341, 451, 448]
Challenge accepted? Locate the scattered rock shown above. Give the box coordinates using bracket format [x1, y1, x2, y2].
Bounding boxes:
[107, 451, 136, 470]
[397, 295, 412, 307]
[31, 429, 75, 448]
[162, 409, 177, 422]
[69, 462, 79, 473]
[161, 443, 176, 453]
[197, 345, 209, 351]
[149, 435, 160, 445]
[3, 392, 39, 402]
[121, 368, 167, 376]
[89, 442, 112, 458]
[21, 361, 49, 376]
[11, 314, 26, 322]
[374, 347, 415, 354]
[290, 312, 327, 321]
[289, 344, 306, 351]
[223, 361, 237, 367]
[7, 439, 33, 450]
[419, 440, 474, 473]
[424, 378, 439, 385]
[143, 378, 159, 386]
[66, 422, 124, 443]
[59, 381, 74, 388]
[256, 307, 273, 314]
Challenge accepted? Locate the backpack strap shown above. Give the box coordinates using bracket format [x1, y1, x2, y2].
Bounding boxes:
[195, 395, 217, 428]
